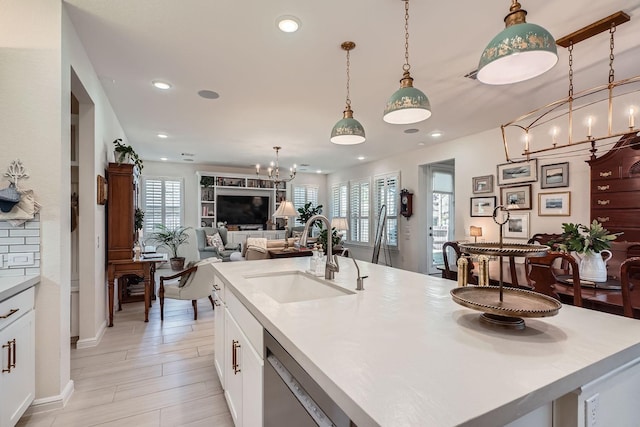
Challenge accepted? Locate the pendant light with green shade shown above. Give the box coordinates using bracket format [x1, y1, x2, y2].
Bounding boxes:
[331, 41, 366, 145]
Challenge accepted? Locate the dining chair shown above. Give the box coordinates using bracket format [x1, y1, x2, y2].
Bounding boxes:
[525, 251, 583, 307]
[620, 257, 640, 318]
[441, 241, 461, 280]
[158, 257, 221, 321]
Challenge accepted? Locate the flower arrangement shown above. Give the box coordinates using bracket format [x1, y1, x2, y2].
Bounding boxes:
[113, 138, 143, 172]
[554, 220, 622, 254]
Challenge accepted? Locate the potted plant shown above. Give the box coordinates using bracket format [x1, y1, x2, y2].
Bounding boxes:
[554, 220, 622, 282]
[149, 224, 191, 270]
[297, 202, 323, 233]
[317, 226, 341, 253]
[113, 138, 143, 173]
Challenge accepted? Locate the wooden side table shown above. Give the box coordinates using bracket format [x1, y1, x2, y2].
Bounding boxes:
[268, 249, 313, 259]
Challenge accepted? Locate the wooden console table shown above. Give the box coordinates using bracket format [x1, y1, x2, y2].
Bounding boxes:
[107, 254, 167, 326]
[268, 248, 313, 259]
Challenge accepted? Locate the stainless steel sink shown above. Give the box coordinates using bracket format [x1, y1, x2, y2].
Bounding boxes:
[244, 271, 355, 303]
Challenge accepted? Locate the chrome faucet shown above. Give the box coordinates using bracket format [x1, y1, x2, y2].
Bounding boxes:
[352, 258, 368, 291]
[300, 215, 339, 279]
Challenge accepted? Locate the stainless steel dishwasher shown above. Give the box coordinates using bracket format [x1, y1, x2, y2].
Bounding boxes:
[263, 330, 353, 427]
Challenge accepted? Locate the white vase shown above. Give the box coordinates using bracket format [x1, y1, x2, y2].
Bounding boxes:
[575, 250, 612, 282]
[114, 151, 132, 165]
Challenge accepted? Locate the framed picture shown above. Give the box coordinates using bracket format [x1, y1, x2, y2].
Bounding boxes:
[540, 162, 569, 188]
[96, 175, 107, 205]
[497, 159, 538, 186]
[503, 212, 529, 239]
[470, 196, 497, 217]
[500, 184, 532, 210]
[472, 175, 494, 194]
[538, 191, 571, 216]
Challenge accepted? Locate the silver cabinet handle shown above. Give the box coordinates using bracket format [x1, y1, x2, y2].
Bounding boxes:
[597, 216, 610, 223]
[597, 200, 610, 205]
[597, 185, 609, 191]
[599, 171, 612, 177]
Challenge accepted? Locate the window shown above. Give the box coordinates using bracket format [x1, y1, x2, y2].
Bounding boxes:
[348, 178, 369, 243]
[330, 182, 347, 219]
[141, 176, 184, 236]
[292, 184, 319, 226]
[374, 173, 399, 247]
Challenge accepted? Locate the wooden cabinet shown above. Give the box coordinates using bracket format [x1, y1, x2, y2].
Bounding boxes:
[589, 133, 640, 241]
[107, 163, 136, 261]
[0, 287, 35, 427]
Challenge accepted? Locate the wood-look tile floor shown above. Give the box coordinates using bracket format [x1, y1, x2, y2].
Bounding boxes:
[18, 268, 232, 427]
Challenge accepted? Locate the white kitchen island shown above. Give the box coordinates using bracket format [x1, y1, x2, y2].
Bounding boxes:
[212, 258, 640, 427]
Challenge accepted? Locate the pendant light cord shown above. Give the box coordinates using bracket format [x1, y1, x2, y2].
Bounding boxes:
[403, 0, 411, 72]
[345, 48, 351, 107]
[568, 42, 574, 99]
[608, 23, 616, 84]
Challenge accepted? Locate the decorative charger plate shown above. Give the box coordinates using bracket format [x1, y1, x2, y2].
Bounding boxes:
[450, 286, 561, 318]
[458, 242, 550, 257]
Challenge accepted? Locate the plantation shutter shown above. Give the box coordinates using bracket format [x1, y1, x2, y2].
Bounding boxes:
[331, 183, 348, 218]
[374, 173, 399, 247]
[292, 185, 319, 225]
[141, 177, 184, 236]
[349, 179, 369, 243]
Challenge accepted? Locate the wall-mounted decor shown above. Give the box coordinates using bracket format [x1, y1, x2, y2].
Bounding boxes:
[538, 191, 571, 216]
[497, 159, 538, 186]
[503, 212, 529, 239]
[470, 196, 497, 217]
[472, 175, 494, 194]
[500, 184, 532, 210]
[540, 162, 569, 188]
[97, 175, 107, 205]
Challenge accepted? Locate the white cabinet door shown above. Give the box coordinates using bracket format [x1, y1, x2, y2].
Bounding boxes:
[0, 310, 35, 427]
[213, 291, 225, 386]
[224, 308, 243, 427]
[242, 337, 263, 427]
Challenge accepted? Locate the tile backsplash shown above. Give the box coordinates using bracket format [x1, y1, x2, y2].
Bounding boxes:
[0, 214, 40, 276]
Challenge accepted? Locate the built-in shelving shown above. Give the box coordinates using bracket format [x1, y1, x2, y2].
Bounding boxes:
[197, 171, 287, 228]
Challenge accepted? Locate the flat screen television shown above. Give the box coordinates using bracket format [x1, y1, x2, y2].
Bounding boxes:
[216, 195, 270, 227]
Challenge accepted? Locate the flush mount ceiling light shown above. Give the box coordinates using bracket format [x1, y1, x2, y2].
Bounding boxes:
[152, 80, 172, 90]
[383, 0, 431, 125]
[430, 131, 443, 138]
[277, 15, 300, 33]
[477, 0, 558, 85]
[331, 41, 366, 145]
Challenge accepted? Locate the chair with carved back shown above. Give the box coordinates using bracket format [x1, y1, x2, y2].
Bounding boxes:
[620, 257, 640, 318]
[527, 233, 562, 247]
[442, 241, 476, 285]
[525, 251, 583, 307]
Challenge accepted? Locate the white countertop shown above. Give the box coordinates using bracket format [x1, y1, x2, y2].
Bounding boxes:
[0, 275, 39, 302]
[213, 258, 640, 426]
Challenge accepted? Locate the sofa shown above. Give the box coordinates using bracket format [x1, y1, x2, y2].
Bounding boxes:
[195, 227, 241, 261]
[243, 238, 293, 260]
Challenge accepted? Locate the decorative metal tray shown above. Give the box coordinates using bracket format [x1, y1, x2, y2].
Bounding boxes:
[451, 286, 561, 318]
[458, 242, 550, 257]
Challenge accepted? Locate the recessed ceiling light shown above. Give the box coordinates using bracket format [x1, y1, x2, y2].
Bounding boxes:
[160, 157, 168, 161]
[430, 131, 443, 138]
[357, 156, 366, 160]
[404, 128, 420, 134]
[198, 90, 220, 99]
[157, 133, 168, 139]
[277, 15, 300, 33]
[418, 142, 426, 146]
[183, 158, 194, 162]
[316, 169, 322, 174]
[152, 80, 172, 90]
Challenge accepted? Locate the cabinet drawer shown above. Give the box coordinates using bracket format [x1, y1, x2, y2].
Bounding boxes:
[591, 165, 621, 180]
[0, 287, 34, 331]
[592, 178, 640, 193]
[592, 192, 640, 209]
[592, 210, 640, 227]
[226, 290, 263, 359]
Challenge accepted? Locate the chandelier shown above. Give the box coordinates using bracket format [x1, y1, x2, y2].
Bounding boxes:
[500, 11, 638, 162]
[255, 146, 296, 187]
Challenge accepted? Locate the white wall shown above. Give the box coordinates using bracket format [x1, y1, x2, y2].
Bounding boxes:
[328, 127, 592, 272]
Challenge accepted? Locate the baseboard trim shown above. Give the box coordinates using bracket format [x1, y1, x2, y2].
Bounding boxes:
[75, 319, 107, 349]
[26, 379, 74, 414]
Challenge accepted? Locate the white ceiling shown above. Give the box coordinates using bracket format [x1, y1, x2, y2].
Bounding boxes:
[64, 0, 640, 173]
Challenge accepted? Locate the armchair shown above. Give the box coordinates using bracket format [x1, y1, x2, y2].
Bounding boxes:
[158, 257, 221, 320]
[195, 227, 241, 261]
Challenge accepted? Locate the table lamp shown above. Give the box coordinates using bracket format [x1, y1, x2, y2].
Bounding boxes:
[331, 217, 349, 244]
[470, 226, 482, 243]
[273, 200, 299, 250]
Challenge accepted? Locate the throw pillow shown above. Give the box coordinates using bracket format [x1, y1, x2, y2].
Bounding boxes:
[209, 233, 225, 252]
